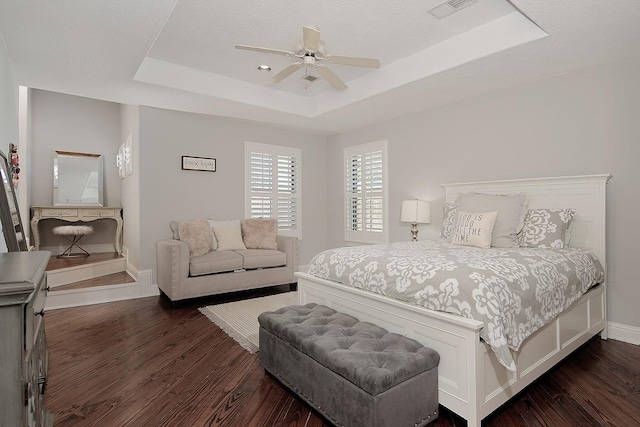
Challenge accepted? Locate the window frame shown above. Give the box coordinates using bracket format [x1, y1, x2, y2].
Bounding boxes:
[245, 141, 302, 239]
[344, 139, 388, 244]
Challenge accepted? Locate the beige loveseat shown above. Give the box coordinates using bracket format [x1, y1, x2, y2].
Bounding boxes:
[156, 218, 298, 303]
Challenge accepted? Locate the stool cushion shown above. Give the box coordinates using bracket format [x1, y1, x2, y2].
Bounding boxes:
[52, 225, 94, 236]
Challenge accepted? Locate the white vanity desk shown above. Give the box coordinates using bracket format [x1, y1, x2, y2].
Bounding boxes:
[31, 206, 123, 254]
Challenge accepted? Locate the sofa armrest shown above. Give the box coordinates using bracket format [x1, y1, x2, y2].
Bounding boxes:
[156, 239, 190, 300]
[277, 235, 298, 274]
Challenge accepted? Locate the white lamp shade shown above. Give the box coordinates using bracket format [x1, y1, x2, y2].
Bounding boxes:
[401, 200, 431, 224]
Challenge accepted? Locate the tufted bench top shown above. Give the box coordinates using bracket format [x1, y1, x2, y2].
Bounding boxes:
[258, 303, 440, 396]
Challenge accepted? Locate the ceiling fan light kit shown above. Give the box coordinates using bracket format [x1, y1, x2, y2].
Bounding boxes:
[236, 26, 380, 90]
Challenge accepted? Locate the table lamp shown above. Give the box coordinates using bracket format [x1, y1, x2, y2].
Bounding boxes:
[401, 199, 431, 241]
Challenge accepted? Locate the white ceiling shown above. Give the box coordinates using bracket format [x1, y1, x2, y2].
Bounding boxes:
[1, 0, 639, 135]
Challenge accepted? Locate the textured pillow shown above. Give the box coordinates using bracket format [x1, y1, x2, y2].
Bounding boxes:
[169, 220, 180, 239]
[178, 218, 213, 257]
[210, 220, 246, 251]
[518, 208, 576, 249]
[450, 211, 498, 248]
[241, 218, 278, 249]
[440, 202, 457, 239]
[456, 192, 529, 248]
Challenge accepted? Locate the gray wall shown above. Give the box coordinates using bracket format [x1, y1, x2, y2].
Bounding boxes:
[327, 56, 640, 328]
[21, 55, 639, 331]
[138, 106, 328, 281]
[30, 90, 122, 251]
[0, 39, 17, 252]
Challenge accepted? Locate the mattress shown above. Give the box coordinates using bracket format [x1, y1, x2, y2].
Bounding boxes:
[306, 239, 605, 371]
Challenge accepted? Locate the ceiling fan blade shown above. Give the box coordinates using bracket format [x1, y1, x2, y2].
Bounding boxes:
[303, 26, 320, 52]
[327, 55, 380, 68]
[269, 63, 303, 84]
[235, 45, 295, 57]
[316, 65, 347, 90]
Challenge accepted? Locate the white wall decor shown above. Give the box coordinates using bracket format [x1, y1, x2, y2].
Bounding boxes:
[124, 133, 132, 176]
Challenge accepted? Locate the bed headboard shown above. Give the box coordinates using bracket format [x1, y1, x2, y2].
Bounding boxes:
[442, 174, 611, 265]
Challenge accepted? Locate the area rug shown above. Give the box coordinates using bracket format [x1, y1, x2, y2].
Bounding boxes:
[198, 291, 298, 353]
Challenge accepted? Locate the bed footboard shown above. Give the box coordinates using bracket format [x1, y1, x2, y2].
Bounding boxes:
[296, 272, 606, 427]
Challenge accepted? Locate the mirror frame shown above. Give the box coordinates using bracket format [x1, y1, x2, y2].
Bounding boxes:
[53, 150, 104, 206]
[0, 149, 28, 251]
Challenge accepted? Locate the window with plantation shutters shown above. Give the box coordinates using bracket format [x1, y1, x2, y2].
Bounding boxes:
[344, 140, 388, 244]
[245, 142, 301, 238]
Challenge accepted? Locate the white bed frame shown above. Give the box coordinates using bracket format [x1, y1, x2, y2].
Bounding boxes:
[296, 174, 611, 427]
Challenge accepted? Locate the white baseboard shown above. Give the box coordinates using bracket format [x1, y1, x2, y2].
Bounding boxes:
[607, 321, 640, 345]
[46, 268, 159, 310]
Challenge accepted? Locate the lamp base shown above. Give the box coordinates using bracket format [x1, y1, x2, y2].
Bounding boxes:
[410, 223, 419, 242]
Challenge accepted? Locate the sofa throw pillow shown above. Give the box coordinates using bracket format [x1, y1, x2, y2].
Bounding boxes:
[210, 220, 247, 251]
[172, 219, 218, 250]
[456, 192, 529, 248]
[178, 218, 213, 257]
[206, 219, 219, 250]
[518, 208, 576, 249]
[440, 202, 457, 239]
[169, 220, 180, 240]
[241, 218, 278, 249]
[450, 211, 498, 249]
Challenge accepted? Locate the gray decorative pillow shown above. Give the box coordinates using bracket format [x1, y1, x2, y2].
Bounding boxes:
[518, 208, 576, 249]
[178, 218, 213, 257]
[456, 192, 529, 248]
[241, 218, 278, 249]
[440, 202, 457, 239]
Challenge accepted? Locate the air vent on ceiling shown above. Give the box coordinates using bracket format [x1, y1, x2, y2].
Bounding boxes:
[427, 0, 478, 19]
[301, 74, 319, 83]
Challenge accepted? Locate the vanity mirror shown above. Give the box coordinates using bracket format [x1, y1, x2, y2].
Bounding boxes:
[53, 151, 104, 206]
[0, 149, 28, 251]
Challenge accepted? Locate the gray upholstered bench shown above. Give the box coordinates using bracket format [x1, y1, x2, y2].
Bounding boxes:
[258, 303, 440, 427]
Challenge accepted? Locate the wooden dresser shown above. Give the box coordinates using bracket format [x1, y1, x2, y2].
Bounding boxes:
[0, 251, 53, 427]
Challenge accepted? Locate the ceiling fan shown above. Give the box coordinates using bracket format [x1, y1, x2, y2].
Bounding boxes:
[235, 26, 380, 90]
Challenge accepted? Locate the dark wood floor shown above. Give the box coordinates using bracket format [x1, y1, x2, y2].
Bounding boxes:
[45, 287, 640, 427]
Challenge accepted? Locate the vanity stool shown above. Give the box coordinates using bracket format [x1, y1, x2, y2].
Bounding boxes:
[52, 224, 94, 258]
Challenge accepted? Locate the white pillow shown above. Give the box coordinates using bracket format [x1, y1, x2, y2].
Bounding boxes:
[450, 211, 498, 249]
[210, 220, 246, 251]
[456, 192, 529, 248]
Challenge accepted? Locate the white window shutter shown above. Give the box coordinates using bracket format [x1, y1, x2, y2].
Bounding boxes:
[245, 142, 301, 238]
[344, 141, 387, 244]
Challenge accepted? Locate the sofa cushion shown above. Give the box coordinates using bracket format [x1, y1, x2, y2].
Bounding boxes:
[178, 218, 213, 257]
[235, 249, 286, 269]
[241, 218, 278, 249]
[189, 250, 243, 276]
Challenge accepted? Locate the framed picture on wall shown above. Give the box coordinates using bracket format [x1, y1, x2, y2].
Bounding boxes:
[181, 156, 216, 172]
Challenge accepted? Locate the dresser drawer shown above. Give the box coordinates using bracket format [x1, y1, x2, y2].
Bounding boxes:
[41, 208, 78, 218]
[25, 275, 47, 352]
[82, 209, 116, 218]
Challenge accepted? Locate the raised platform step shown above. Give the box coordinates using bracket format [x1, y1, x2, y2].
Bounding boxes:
[52, 271, 136, 291]
[46, 252, 127, 288]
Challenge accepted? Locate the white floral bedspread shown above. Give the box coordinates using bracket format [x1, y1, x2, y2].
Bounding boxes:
[306, 239, 604, 371]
